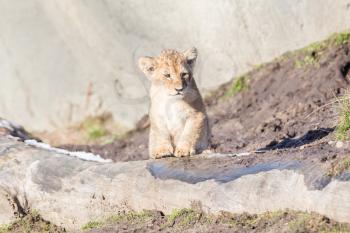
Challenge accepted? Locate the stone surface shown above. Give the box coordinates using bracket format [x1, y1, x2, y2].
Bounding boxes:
[0, 136, 350, 230]
[336, 141, 344, 148]
[0, 117, 37, 140]
[0, 191, 15, 225]
[1, 0, 350, 132]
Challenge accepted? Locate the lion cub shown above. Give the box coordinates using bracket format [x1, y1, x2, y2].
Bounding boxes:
[138, 48, 210, 159]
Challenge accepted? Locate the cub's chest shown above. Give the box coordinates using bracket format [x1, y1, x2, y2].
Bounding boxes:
[156, 100, 189, 132]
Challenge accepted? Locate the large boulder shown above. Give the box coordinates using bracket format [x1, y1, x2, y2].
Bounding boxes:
[0, 135, 349, 230]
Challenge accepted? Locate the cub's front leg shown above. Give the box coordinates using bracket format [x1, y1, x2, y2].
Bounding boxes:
[174, 113, 208, 157]
[149, 125, 174, 159]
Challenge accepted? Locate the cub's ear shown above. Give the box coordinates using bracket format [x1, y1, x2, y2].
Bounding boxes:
[138, 56, 155, 78]
[183, 47, 198, 68]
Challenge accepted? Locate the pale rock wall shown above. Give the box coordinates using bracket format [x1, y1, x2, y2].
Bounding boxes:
[1, 0, 350, 131]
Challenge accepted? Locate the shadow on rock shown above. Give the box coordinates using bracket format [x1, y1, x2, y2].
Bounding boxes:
[260, 127, 333, 151]
[147, 159, 300, 184]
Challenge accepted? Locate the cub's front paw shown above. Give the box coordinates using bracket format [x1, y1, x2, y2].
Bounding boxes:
[151, 146, 174, 159]
[174, 146, 196, 158]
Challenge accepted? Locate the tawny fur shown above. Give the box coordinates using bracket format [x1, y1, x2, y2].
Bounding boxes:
[138, 48, 210, 159]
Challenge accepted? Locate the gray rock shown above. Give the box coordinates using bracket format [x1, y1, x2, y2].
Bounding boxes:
[0, 117, 37, 140]
[0, 136, 349, 231]
[336, 141, 344, 148]
[0, 191, 16, 225]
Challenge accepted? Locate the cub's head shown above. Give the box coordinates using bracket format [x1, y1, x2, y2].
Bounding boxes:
[138, 48, 197, 97]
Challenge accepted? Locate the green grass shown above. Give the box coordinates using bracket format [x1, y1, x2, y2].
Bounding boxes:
[288, 212, 350, 233]
[81, 211, 153, 231]
[224, 75, 249, 97]
[335, 93, 350, 140]
[81, 220, 104, 231]
[79, 114, 129, 144]
[0, 210, 63, 233]
[82, 117, 108, 140]
[295, 54, 319, 68]
[253, 63, 265, 71]
[253, 210, 286, 225]
[294, 30, 350, 68]
[167, 209, 182, 225]
[107, 211, 153, 223]
[78, 209, 350, 232]
[332, 31, 350, 45]
[288, 212, 313, 232]
[167, 208, 197, 226]
[0, 225, 9, 233]
[221, 30, 350, 100]
[224, 211, 286, 229]
[294, 41, 326, 68]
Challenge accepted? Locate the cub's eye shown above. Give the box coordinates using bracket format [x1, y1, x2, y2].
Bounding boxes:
[181, 73, 189, 79]
[164, 73, 171, 80]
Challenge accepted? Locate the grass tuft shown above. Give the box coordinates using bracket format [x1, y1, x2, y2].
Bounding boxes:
[166, 208, 199, 227]
[294, 30, 350, 68]
[107, 211, 153, 224]
[82, 210, 153, 231]
[1, 210, 64, 233]
[82, 117, 108, 140]
[328, 157, 350, 177]
[0, 225, 9, 233]
[81, 220, 104, 231]
[335, 92, 350, 140]
[288, 213, 313, 232]
[332, 31, 350, 45]
[294, 41, 326, 68]
[77, 114, 127, 144]
[225, 75, 249, 97]
[78, 208, 350, 232]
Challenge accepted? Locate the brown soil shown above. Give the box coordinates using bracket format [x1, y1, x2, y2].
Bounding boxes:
[62, 35, 350, 164]
[1, 212, 66, 233]
[4, 209, 350, 233]
[81, 209, 350, 233]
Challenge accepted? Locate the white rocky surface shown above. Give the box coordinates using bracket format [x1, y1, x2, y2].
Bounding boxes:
[0, 136, 349, 230]
[24, 139, 112, 163]
[0, 0, 350, 132]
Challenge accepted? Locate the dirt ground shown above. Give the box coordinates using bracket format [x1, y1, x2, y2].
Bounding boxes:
[80, 209, 350, 233]
[62, 34, 350, 165]
[4, 33, 350, 233]
[0, 211, 66, 233]
[3, 209, 350, 233]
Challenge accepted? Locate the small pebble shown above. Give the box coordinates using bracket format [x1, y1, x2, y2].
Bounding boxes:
[336, 141, 344, 148]
[235, 152, 250, 157]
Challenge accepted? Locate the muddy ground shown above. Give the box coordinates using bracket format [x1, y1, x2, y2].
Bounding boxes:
[80, 209, 350, 233]
[64, 34, 350, 164]
[3, 209, 350, 233]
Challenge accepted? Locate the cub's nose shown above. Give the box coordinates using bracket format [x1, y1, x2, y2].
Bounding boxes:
[175, 87, 184, 92]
